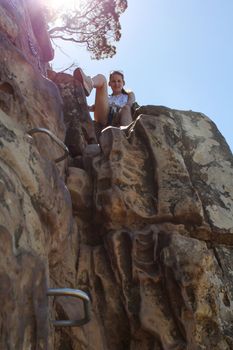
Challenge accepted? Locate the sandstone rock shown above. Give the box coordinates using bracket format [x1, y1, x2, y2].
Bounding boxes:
[1, 3, 233, 348]
[0, 104, 75, 347]
[67, 167, 93, 213]
[0, 4, 18, 41]
[87, 107, 233, 349]
[0, 226, 49, 350]
[48, 70, 97, 158]
[83, 143, 101, 175]
[93, 109, 233, 237]
[0, 36, 66, 170]
[1, 0, 53, 75]
[0, 4, 74, 346]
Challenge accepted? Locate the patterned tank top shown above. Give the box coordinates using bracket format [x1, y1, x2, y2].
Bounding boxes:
[108, 93, 128, 108]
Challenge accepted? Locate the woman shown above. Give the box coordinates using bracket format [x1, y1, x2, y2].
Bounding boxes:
[74, 68, 135, 127]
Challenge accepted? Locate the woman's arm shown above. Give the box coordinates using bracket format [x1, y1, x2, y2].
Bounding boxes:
[88, 104, 95, 112]
[126, 92, 136, 107]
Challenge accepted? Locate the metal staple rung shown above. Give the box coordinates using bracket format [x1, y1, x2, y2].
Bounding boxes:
[47, 288, 91, 327]
[27, 127, 69, 163]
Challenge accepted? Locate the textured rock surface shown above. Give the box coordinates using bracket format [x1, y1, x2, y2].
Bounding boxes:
[1, 2, 233, 349]
[49, 76, 233, 348]
[0, 0, 53, 75]
[0, 1, 74, 348]
[47, 70, 97, 158]
[81, 107, 233, 350]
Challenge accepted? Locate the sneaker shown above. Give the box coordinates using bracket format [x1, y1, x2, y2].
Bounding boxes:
[73, 68, 93, 96]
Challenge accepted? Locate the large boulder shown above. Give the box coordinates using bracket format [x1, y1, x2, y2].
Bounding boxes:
[0, 1, 233, 348]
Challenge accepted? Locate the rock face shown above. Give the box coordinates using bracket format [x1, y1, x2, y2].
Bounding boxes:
[0, 0, 54, 75]
[1, 2, 233, 349]
[69, 106, 233, 350]
[88, 107, 233, 350]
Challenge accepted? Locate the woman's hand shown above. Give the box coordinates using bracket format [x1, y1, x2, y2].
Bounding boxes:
[88, 104, 95, 112]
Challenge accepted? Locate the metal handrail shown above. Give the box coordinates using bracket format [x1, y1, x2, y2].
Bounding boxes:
[47, 288, 91, 327]
[27, 127, 69, 163]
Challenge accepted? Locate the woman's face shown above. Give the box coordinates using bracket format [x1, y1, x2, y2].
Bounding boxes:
[109, 73, 124, 95]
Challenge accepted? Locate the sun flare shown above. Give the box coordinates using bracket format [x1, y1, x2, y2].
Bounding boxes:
[48, 0, 82, 11]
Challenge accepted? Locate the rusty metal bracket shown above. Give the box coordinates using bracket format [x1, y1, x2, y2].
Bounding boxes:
[27, 127, 69, 163]
[47, 288, 91, 327]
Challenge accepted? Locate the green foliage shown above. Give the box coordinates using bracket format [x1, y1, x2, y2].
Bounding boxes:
[47, 0, 128, 60]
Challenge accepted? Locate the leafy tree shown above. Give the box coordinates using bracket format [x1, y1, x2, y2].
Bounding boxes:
[47, 0, 128, 60]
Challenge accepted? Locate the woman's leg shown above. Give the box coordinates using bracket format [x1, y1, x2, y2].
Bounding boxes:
[74, 69, 109, 126]
[92, 74, 109, 126]
[118, 105, 133, 126]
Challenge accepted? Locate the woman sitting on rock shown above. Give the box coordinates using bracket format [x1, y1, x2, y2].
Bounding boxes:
[74, 68, 136, 127]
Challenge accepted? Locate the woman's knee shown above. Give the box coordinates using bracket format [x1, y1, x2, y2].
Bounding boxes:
[95, 74, 107, 88]
[121, 105, 131, 113]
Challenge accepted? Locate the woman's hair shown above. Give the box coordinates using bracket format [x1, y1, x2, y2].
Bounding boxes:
[109, 70, 128, 95]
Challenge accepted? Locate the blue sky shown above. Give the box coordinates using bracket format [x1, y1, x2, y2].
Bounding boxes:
[52, 0, 233, 151]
